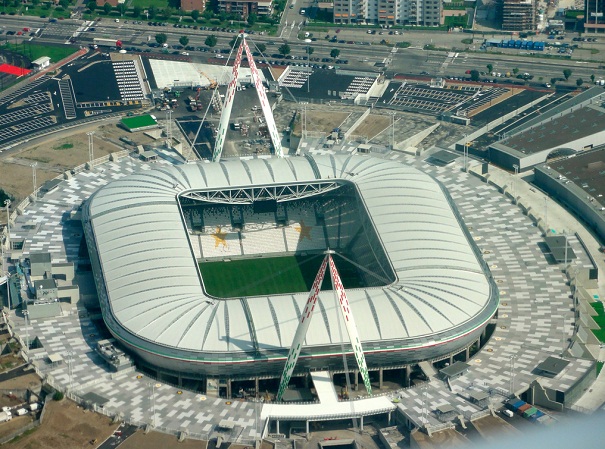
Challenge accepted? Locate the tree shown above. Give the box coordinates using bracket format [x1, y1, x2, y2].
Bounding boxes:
[591, 74, 596, 83]
[278, 43, 291, 56]
[550, 77, 558, 86]
[148, 6, 157, 18]
[330, 48, 340, 59]
[32, 0, 40, 5]
[155, 33, 168, 45]
[133, 5, 142, 17]
[59, 0, 69, 8]
[486, 63, 493, 73]
[256, 43, 266, 53]
[470, 70, 480, 82]
[103, 2, 112, 14]
[247, 13, 257, 25]
[229, 36, 242, 48]
[162, 6, 173, 20]
[576, 78, 584, 87]
[117, 2, 127, 15]
[87, 0, 95, 11]
[180, 35, 189, 46]
[191, 9, 200, 21]
[307, 46, 314, 56]
[563, 68, 572, 80]
[205, 35, 218, 47]
[512, 67, 519, 75]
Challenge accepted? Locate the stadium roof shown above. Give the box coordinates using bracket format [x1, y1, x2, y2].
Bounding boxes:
[84, 155, 497, 359]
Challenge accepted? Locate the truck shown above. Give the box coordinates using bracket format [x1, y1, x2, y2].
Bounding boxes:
[15, 408, 28, 416]
[0, 411, 12, 423]
[93, 38, 123, 48]
[29, 403, 39, 411]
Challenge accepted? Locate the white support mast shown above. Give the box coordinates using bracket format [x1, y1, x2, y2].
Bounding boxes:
[212, 34, 284, 162]
[328, 253, 372, 395]
[242, 37, 284, 158]
[276, 253, 372, 401]
[276, 255, 328, 401]
[212, 37, 244, 162]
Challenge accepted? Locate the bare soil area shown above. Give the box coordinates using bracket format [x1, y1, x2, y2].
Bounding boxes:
[292, 109, 350, 136]
[6, 399, 117, 449]
[0, 122, 156, 203]
[471, 414, 520, 441]
[0, 415, 35, 440]
[0, 373, 41, 394]
[350, 115, 391, 140]
[118, 430, 208, 449]
[412, 428, 470, 448]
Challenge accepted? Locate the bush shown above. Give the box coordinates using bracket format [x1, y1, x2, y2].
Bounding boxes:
[53, 391, 64, 401]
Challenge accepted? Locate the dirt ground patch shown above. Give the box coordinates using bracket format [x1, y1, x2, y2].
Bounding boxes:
[118, 430, 208, 449]
[0, 373, 41, 394]
[0, 122, 157, 203]
[350, 114, 391, 140]
[471, 414, 520, 441]
[292, 109, 350, 136]
[412, 428, 470, 448]
[0, 415, 35, 441]
[6, 399, 117, 449]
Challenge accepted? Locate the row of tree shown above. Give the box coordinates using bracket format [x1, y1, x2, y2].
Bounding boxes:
[154, 34, 343, 60]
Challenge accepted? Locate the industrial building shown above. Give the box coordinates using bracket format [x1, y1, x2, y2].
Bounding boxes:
[488, 87, 605, 171]
[333, 0, 441, 26]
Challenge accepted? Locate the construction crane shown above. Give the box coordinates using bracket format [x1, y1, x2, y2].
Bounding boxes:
[198, 71, 218, 90]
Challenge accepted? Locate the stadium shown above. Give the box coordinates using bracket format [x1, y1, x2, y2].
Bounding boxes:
[82, 153, 499, 393]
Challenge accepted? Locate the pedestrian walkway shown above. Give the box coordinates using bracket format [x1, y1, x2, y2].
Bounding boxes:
[311, 371, 339, 404]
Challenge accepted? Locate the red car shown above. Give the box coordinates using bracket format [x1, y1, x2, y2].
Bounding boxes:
[16, 31, 22, 35]
[465, 69, 471, 74]
[23, 27, 30, 32]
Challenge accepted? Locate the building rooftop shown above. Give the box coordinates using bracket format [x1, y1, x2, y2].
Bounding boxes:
[543, 147, 605, 208]
[535, 356, 570, 377]
[499, 105, 605, 155]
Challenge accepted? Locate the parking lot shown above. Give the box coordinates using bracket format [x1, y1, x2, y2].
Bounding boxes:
[384, 82, 476, 113]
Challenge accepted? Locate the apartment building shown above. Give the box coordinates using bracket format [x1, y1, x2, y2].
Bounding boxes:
[333, 0, 440, 26]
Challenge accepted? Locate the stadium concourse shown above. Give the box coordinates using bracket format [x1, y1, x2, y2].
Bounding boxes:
[2, 141, 598, 439]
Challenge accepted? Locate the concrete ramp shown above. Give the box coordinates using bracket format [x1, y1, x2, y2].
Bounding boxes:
[394, 123, 439, 152]
[418, 361, 438, 379]
[311, 371, 339, 404]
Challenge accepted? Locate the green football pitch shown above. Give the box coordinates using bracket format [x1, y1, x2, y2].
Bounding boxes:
[199, 254, 363, 298]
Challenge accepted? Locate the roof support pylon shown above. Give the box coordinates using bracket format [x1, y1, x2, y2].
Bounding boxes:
[212, 35, 283, 162]
[212, 39, 244, 162]
[276, 253, 372, 401]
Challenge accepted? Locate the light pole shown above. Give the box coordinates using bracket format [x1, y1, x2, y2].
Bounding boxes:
[544, 197, 548, 232]
[148, 382, 157, 427]
[66, 350, 73, 391]
[23, 310, 29, 352]
[512, 164, 518, 202]
[87, 131, 94, 168]
[3, 199, 9, 251]
[509, 355, 517, 396]
[31, 162, 37, 203]
[391, 113, 396, 150]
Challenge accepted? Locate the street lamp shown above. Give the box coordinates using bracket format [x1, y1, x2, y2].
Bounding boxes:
[31, 162, 37, 203]
[148, 382, 157, 427]
[3, 199, 10, 252]
[87, 132, 95, 168]
[23, 310, 29, 352]
[512, 164, 518, 202]
[509, 354, 517, 396]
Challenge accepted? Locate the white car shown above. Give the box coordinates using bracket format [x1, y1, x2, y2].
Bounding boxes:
[216, 54, 225, 59]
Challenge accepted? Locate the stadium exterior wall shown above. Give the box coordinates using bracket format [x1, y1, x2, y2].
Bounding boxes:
[82, 155, 498, 380]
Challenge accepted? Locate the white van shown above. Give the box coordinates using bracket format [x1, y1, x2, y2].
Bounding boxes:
[502, 409, 514, 418]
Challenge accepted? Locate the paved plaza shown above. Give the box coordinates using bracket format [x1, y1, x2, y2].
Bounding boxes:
[3, 140, 603, 438]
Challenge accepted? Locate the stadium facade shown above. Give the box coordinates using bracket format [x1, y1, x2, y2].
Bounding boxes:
[82, 154, 499, 390]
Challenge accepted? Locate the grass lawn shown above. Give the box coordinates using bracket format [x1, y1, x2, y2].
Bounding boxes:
[199, 253, 362, 298]
[2, 42, 77, 62]
[131, 0, 170, 8]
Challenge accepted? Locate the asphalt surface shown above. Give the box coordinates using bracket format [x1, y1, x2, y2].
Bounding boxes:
[96, 423, 138, 449]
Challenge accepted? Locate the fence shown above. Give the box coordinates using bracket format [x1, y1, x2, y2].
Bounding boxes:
[0, 398, 49, 445]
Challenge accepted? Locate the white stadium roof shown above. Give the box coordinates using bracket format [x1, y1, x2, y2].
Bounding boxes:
[84, 154, 496, 359]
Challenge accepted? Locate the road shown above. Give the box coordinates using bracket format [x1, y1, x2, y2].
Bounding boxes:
[0, 15, 602, 87]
